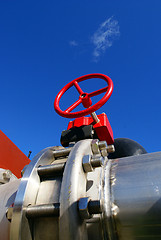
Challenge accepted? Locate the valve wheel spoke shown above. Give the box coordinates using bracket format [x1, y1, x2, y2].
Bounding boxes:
[88, 86, 108, 98]
[54, 73, 113, 118]
[73, 81, 84, 95]
[64, 98, 82, 113]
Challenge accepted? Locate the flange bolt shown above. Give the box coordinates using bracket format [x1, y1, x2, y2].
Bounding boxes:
[78, 197, 102, 220]
[82, 155, 103, 173]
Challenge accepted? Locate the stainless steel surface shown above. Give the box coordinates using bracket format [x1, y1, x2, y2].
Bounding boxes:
[0, 168, 17, 184]
[0, 179, 20, 240]
[79, 198, 102, 219]
[91, 154, 103, 168]
[34, 176, 62, 240]
[53, 147, 71, 158]
[59, 139, 93, 240]
[86, 157, 110, 240]
[26, 203, 60, 218]
[91, 139, 100, 155]
[106, 145, 115, 153]
[6, 207, 13, 222]
[83, 155, 93, 173]
[98, 141, 107, 150]
[10, 146, 64, 240]
[111, 151, 161, 240]
[98, 141, 115, 156]
[79, 197, 93, 219]
[9, 140, 110, 240]
[37, 162, 65, 177]
[103, 159, 117, 240]
[92, 140, 113, 157]
[8, 137, 161, 240]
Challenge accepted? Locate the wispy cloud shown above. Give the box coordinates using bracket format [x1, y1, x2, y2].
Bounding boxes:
[69, 40, 78, 46]
[91, 16, 120, 61]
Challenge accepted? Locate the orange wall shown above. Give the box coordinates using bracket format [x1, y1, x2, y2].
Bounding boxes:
[0, 130, 30, 178]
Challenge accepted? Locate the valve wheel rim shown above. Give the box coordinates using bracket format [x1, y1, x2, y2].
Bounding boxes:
[54, 73, 114, 118]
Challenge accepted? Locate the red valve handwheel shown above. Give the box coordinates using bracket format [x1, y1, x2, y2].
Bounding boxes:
[54, 73, 113, 118]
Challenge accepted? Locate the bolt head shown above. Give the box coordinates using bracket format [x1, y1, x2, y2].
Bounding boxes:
[91, 139, 100, 154]
[98, 141, 107, 150]
[82, 155, 93, 173]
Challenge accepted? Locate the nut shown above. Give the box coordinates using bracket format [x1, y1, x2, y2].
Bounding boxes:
[82, 155, 93, 173]
[78, 197, 92, 219]
[98, 141, 107, 150]
[78, 198, 102, 220]
[91, 139, 100, 155]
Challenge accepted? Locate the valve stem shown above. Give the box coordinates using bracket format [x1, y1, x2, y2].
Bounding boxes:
[90, 112, 100, 123]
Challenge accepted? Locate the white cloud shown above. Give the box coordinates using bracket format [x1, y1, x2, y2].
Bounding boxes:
[69, 40, 78, 46]
[91, 16, 120, 61]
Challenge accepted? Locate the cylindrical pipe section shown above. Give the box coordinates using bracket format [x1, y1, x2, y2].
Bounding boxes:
[110, 151, 161, 240]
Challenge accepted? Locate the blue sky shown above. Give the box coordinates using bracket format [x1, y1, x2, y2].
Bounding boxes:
[0, 0, 161, 158]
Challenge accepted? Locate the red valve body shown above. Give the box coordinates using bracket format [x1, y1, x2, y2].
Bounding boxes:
[67, 113, 114, 145]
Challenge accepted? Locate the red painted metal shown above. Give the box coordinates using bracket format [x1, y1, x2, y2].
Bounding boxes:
[0, 130, 30, 178]
[67, 113, 114, 145]
[80, 93, 92, 108]
[54, 73, 113, 118]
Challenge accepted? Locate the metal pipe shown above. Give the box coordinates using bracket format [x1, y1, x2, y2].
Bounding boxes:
[110, 151, 161, 240]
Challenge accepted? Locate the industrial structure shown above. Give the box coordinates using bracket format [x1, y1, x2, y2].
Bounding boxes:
[0, 74, 161, 240]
